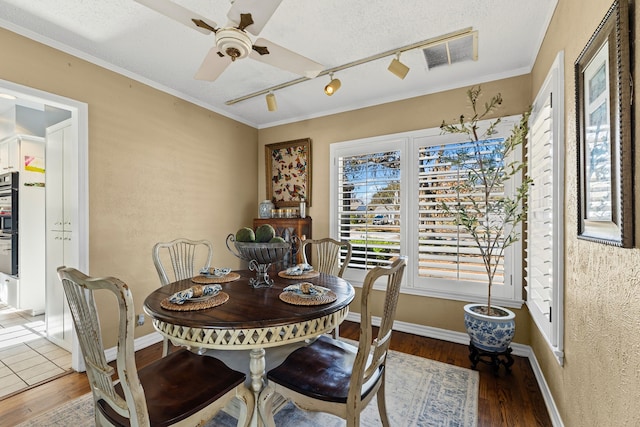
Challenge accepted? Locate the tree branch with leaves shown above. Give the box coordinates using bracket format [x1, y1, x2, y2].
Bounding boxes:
[440, 87, 531, 316]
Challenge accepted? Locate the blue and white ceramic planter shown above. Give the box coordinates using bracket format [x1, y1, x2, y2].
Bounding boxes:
[463, 304, 516, 353]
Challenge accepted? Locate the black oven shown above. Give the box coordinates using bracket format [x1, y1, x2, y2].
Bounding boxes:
[0, 172, 18, 276]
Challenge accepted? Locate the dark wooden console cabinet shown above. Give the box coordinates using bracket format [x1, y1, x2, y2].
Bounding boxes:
[253, 217, 312, 267]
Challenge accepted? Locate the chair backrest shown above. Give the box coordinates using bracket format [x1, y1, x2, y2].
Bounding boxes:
[301, 238, 352, 278]
[57, 266, 149, 425]
[152, 238, 213, 286]
[350, 256, 406, 406]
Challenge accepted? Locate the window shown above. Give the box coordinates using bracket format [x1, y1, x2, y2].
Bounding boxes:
[330, 120, 524, 307]
[331, 137, 404, 284]
[526, 52, 565, 365]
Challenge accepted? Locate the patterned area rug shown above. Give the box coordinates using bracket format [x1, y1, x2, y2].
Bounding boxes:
[17, 349, 478, 427]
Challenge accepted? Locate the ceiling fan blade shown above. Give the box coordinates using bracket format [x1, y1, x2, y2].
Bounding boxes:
[193, 19, 216, 33]
[227, 0, 283, 35]
[249, 38, 324, 78]
[252, 45, 269, 56]
[194, 48, 232, 81]
[237, 13, 254, 32]
[135, 0, 217, 34]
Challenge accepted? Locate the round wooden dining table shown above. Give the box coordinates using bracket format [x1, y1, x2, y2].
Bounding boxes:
[143, 269, 355, 426]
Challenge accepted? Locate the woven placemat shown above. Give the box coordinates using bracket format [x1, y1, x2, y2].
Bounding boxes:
[279, 290, 337, 306]
[191, 272, 241, 284]
[160, 292, 229, 311]
[278, 270, 320, 280]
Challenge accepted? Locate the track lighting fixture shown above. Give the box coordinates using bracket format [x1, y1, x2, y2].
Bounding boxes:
[324, 73, 341, 96]
[266, 92, 277, 112]
[388, 53, 410, 79]
[226, 28, 476, 107]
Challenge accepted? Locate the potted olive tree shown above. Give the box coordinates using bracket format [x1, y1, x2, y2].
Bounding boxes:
[440, 87, 530, 358]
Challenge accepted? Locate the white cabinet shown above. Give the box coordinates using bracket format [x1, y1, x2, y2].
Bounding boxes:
[0, 138, 19, 172]
[0, 272, 17, 307]
[45, 119, 74, 350]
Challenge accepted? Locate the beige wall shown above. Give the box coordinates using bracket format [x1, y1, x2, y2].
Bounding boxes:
[4, 0, 640, 423]
[0, 28, 259, 346]
[260, 1, 640, 424]
[529, 0, 640, 425]
[258, 76, 533, 345]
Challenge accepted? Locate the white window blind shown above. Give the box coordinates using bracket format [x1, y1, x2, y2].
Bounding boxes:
[417, 139, 506, 286]
[526, 52, 564, 365]
[330, 123, 522, 306]
[526, 96, 553, 322]
[336, 149, 401, 273]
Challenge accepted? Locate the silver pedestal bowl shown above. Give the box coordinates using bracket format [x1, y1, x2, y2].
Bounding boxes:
[226, 234, 292, 288]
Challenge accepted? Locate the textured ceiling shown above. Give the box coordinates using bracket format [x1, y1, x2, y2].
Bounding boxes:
[0, 0, 557, 128]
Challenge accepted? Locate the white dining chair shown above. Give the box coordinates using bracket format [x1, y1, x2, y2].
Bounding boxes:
[301, 237, 352, 278]
[259, 256, 407, 427]
[57, 266, 253, 427]
[301, 237, 352, 338]
[152, 238, 213, 355]
[152, 238, 213, 286]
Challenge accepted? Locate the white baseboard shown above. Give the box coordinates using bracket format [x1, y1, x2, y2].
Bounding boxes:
[103, 331, 163, 363]
[344, 312, 564, 426]
[122, 317, 563, 427]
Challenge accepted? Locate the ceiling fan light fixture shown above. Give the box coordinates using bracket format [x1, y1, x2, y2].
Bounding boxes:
[388, 54, 410, 79]
[216, 28, 253, 61]
[324, 73, 341, 96]
[266, 92, 277, 112]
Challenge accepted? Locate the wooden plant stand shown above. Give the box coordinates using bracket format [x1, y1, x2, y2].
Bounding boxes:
[468, 343, 514, 376]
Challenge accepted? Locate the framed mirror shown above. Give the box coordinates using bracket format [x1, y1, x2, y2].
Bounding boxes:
[575, 0, 633, 247]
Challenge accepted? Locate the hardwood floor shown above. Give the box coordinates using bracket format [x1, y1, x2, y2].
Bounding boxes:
[0, 321, 552, 426]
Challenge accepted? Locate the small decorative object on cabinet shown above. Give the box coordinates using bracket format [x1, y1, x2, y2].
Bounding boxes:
[253, 217, 312, 267]
[299, 197, 306, 218]
[259, 199, 275, 218]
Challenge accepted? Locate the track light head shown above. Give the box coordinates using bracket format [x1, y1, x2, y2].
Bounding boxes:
[266, 92, 277, 112]
[324, 73, 341, 96]
[388, 54, 410, 79]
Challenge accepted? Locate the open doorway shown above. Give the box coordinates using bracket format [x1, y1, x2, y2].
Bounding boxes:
[0, 78, 88, 372]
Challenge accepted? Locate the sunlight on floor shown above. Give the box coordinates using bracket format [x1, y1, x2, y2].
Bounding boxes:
[0, 302, 72, 399]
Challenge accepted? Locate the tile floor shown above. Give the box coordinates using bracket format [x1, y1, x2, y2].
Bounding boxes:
[0, 302, 72, 399]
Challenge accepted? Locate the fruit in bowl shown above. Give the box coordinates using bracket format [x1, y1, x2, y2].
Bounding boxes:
[255, 224, 276, 242]
[234, 224, 285, 245]
[227, 225, 291, 265]
[235, 227, 256, 242]
[226, 225, 293, 288]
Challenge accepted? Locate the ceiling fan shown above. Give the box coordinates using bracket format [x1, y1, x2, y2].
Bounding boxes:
[135, 0, 325, 81]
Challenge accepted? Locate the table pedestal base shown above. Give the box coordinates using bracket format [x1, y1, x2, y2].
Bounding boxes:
[249, 348, 266, 426]
[468, 343, 514, 376]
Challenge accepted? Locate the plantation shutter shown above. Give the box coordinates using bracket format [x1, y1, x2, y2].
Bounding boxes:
[417, 139, 505, 286]
[526, 90, 555, 337]
[525, 52, 564, 364]
[336, 150, 401, 270]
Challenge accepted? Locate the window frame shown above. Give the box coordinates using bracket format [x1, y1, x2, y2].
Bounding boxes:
[330, 118, 525, 308]
[330, 134, 409, 287]
[526, 52, 565, 365]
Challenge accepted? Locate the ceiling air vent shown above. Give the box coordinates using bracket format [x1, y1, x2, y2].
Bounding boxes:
[422, 31, 478, 70]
